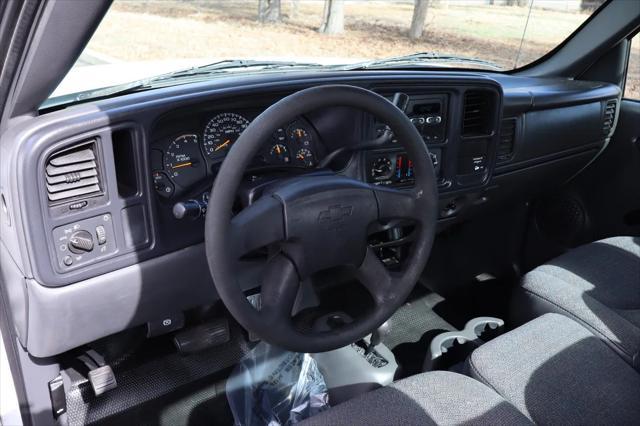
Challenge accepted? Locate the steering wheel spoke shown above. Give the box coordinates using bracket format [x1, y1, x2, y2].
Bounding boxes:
[355, 248, 396, 305]
[260, 254, 300, 323]
[373, 186, 421, 223]
[230, 195, 285, 259]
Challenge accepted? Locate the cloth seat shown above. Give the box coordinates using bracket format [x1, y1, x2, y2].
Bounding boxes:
[518, 236, 640, 367]
[301, 370, 531, 426]
[469, 313, 640, 425]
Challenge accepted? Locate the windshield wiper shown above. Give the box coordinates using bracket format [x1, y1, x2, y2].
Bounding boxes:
[150, 59, 325, 81]
[342, 52, 503, 71]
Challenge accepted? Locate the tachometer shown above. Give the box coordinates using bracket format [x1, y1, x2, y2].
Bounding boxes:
[164, 134, 205, 188]
[203, 113, 250, 159]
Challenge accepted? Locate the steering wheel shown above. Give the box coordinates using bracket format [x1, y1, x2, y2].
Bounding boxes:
[205, 85, 438, 353]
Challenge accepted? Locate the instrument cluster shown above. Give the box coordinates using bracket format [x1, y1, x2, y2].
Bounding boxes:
[151, 112, 320, 199]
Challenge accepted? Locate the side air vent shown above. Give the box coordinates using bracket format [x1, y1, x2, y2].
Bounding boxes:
[602, 100, 617, 136]
[497, 118, 517, 163]
[462, 90, 494, 137]
[46, 141, 103, 204]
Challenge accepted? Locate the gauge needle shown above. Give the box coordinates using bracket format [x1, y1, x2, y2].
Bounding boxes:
[215, 139, 231, 152]
[172, 162, 192, 169]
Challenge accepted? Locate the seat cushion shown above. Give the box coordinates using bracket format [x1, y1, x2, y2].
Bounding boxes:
[469, 313, 640, 425]
[520, 236, 640, 366]
[301, 371, 531, 426]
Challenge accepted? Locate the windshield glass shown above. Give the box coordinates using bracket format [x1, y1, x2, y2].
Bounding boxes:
[49, 0, 606, 104]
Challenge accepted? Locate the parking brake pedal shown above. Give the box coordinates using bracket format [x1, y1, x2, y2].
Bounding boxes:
[173, 318, 230, 355]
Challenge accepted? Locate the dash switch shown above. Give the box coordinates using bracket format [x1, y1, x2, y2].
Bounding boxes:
[96, 225, 107, 245]
[68, 231, 94, 253]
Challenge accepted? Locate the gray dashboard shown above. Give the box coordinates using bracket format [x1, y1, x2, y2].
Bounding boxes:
[0, 70, 620, 357]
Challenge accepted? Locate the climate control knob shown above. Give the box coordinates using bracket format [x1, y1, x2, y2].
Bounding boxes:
[68, 230, 94, 254]
[371, 157, 393, 180]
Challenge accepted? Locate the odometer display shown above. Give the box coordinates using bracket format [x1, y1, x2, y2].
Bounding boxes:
[164, 134, 205, 188]
[203, 113, 250, 159]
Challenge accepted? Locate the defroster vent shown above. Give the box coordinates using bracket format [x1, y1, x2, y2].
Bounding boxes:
[602, 100, 617, 136]
[497, 118, 517, 163]
[46, 141, 103, 203]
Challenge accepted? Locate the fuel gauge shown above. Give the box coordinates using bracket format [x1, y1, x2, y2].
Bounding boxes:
[269, 143, 290, 164]
[295, 148, 315, 167]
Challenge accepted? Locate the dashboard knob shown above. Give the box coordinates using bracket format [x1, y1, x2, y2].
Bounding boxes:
[371, 156, 393, 180]
[68, 230, 94, 254]
[173, 200, 203, 220]
[429, 152, 439, 167]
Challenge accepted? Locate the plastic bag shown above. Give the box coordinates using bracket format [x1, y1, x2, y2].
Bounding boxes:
[226, 342, 330, 425]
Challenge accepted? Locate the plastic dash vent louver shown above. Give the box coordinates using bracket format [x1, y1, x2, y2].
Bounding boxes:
[46, 142, 102, 203]
[602, 100, 617, 136]
[497, 118, 517, 163]
[462, 90, 493, 137]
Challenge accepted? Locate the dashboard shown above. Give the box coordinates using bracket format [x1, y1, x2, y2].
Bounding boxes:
[151, 111, 324, 200]
[0, 70, 621, 357]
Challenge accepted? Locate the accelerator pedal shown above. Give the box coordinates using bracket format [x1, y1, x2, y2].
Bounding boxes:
[173, 318, 231, 355]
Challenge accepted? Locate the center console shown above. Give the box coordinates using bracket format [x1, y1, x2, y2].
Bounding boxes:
[367, 94, 447, 188]
[366, 88, 500, 199]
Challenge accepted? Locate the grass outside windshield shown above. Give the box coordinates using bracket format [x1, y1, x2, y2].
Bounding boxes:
[54, 0, 638, 100]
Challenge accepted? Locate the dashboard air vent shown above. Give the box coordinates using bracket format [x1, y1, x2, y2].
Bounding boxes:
[602, 100, 617, 136]
[46, 141, 102, 203]
[497, 118, 517, 163]
[462, 90, 493, 137]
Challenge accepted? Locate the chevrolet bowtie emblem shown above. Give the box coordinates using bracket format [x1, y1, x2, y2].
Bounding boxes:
[318, 204, 353, 230]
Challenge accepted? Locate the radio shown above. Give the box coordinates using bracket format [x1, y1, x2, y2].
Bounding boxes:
[376, 95, 448, 145]
[408, 96, 447, 143]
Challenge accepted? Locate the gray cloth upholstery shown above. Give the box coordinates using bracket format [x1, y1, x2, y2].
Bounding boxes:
[520, 236, 640, 366]
[301, 371, 532, 426]
[469, 313, 640, 425]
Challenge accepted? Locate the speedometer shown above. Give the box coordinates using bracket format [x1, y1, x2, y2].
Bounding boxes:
[202, 113, 250, 159]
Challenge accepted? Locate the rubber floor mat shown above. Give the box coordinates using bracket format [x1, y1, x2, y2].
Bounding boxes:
[382, 290, 454, 350]
[383, 290, 455, 377]
[65, 324, 250, 425]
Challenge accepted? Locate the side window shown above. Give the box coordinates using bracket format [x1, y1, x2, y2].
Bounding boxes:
[625, 36, 639, 99]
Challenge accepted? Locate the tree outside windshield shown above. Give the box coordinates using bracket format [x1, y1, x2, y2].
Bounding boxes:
[54, 0, 636, 99]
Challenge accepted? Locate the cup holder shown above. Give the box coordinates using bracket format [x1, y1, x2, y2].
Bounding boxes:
[469, 317, 504, 342]
[423, 317, 504, 371]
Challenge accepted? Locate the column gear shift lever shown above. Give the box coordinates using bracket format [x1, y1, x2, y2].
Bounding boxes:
[365, 321, 392, 355]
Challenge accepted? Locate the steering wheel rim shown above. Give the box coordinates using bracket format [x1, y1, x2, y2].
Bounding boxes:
[205, 85, 438, 353]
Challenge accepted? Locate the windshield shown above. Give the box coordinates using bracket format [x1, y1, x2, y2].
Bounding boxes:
[50, 0, 606, 104]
